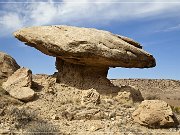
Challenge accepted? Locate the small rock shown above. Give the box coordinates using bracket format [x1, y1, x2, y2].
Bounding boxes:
[90, 124, 102, 131]
[0, 109, 5, 116]
[74, 109, 100, 120]
[52, 115, 59, 120]
[111, 118, 115, 121]
[81, 89, 100, 106]
[109, 111, 116, 119]
[8, 87, 34, 101]
[0, 128, 10, 134]
[103, 98, 114, 105]
[62, 111, 74, 121]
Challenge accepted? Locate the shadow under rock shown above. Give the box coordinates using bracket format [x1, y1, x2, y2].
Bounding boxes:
[31, 81, 44, 92]
[56, 75, 143, 100]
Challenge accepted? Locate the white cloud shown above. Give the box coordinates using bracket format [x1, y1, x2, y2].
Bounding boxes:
[0, 0, 180, 36]
[154, 24, 180, 32]
[29, 3, 57, 25]
[0, 13, 22, 36]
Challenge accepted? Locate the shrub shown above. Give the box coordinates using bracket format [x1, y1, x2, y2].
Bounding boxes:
[171, 106, 180, 114]
[145, 95, 160, 100]
[25, 122, 61, 135]
[10, 107, 35, 129]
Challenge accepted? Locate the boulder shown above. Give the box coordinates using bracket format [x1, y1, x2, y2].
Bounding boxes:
[2, 67, 32, 91]
[2, 67, 34, 101]
[8, 87, 34, 101]
[114, 86, 143, 105]
[0, 52, 20, 80]
[132, 100, 176, 128]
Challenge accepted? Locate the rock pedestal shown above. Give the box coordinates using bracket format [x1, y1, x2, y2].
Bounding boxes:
[56, 58, 120, 94]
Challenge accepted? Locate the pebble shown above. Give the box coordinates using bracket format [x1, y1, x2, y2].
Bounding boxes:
[51, 115, 59, 120]
[0, 128, 10, 134]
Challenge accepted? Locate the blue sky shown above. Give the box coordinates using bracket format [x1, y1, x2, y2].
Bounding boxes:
[0, 0, 180, 80]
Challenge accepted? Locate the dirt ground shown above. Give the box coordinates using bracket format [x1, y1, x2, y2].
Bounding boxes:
[0, 76, 180, 135]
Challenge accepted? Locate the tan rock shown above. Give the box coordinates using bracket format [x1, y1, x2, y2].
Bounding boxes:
[2, 67, 34, 102]
[13, 25, 156, 91]
[51, 115, 60, 120]
[114, 86, 143, 105]
[90, 124, 103, 131]
[0, 52, 20, 80]
[8, 87, 34, 101]
[14, 25, 155, 68]
[74, 109, 100, 120]
[115, 91, 133, 105]
[2, 67, 32, 91]
[0, 128, 10, 134]
[132, 100, 176, 128]
[81, 89, 100, 106]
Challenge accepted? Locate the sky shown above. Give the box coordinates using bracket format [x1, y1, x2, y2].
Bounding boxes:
[0, 0, 180, 80]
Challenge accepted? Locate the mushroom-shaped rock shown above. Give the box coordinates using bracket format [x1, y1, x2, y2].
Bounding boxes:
[13, 25, 156, 93]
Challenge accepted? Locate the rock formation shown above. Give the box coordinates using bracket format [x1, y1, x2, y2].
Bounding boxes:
[0, 52, 20, 80]
[2, 67, 34, 101]
[13, 25, 156, 93]
[81, 89, 100, 107]
[115, 86, 144, 103]
[132, 100, 176, 128]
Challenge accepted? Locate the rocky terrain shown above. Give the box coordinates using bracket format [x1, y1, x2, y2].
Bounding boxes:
[112, 79, 180, 107]
[0, 74, 180, 135]
[0, 26, 180, 134]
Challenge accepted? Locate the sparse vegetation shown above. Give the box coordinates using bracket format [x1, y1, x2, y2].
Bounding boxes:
[25, 122, 61, 135]
[145, 95, 160, 100]
[10, 107, 35, 129]
[171, 106, 180, 114]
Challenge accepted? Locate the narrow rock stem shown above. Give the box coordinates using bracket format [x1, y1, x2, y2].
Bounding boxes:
[55, 58, 119, 94]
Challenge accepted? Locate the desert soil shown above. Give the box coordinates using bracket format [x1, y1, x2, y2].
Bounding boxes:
[0, 76, 180, 135]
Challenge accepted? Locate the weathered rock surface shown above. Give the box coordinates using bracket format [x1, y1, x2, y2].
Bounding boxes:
[55, 58, 120, 94]
[8, 87, 34, 101]
[13, 25, 156, 92]
[14, 25, 155, 68]
[0, 52, 20, 79]
[2, 77, 180, 134]
[116, 86, 144, 102]
[2, 67, 34, 101]
[132, 100, 176, 128]
[81, 89, 100, 106]
[2, 67, 32, 91]
[114, 91, 133, 105]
